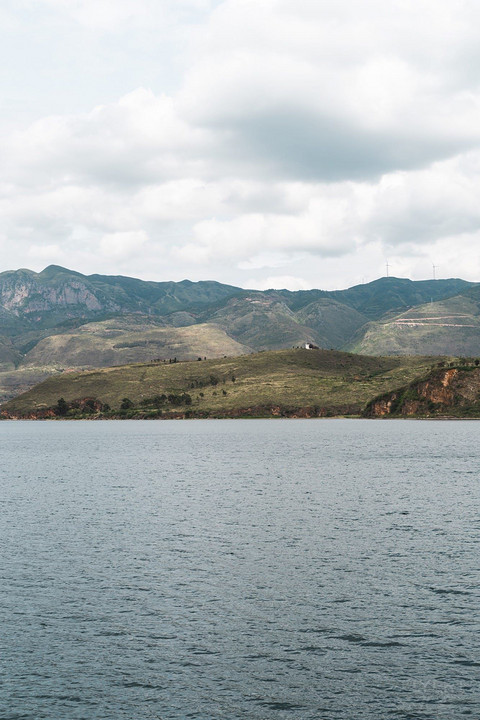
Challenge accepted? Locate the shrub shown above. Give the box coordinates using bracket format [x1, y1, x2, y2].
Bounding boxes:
[83, 398, 96, 413]
[166, 393, 192, 406]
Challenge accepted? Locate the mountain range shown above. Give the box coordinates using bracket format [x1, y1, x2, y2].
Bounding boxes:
[0, 264, 477, 403]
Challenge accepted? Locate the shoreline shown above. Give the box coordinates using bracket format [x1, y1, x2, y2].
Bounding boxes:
[2, 413, 479, 421]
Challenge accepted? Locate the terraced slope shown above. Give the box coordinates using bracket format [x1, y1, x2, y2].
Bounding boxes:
[347, 293, 480, 356]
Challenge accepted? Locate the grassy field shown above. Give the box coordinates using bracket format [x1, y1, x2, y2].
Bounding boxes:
[2, 348, 444, 418]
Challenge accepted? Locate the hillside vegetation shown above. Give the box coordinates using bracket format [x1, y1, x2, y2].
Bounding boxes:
[0, 265, 477, 404]
[2, 348, 441, 419]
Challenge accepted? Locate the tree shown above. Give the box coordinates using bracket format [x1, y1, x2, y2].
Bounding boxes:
[56, 397, 68, 416]
[120, 398, 134, 410]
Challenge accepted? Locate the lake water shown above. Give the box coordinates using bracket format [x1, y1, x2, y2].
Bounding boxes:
[1, 419, 479, 720]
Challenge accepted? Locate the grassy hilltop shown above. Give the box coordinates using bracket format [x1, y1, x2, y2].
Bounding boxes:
[2, 348, 442, 419]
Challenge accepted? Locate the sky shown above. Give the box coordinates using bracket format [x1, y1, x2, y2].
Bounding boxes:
[2, 0, 480, 290]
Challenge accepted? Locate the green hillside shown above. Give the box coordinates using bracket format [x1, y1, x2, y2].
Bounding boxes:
[274, 277, 472, 318]
[197, 294, 321, 349]
[196, 293, 370, 350]
[347, 293, 480, 356]
[295, 298, 368, 348]
[2, 348, 440, 418]
[0, 265, 477, 405]
[0, 335, 22, 370]
[0, 367, 55, 405]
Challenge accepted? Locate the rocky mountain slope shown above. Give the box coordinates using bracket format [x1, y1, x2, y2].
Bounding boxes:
[0, 265, 240, 331]
[0, 265, 471, 348]
[0, 265, 476, 403]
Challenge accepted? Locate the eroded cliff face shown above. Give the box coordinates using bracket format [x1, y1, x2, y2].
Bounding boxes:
[365, 367, 480, 417]
[367, 395, 398, 417]
[415, 368, 458, 405]
[0, 275, 118, 317]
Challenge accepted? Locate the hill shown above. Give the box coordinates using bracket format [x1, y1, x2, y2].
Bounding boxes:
[347, 290, 480, 356]
[0, 335, 22, 370]
[0, 265, 240, 329]
[0, 266, 471, 349]
[2, 348, 440, 419]
[364, 361, 480, 418]
[272, 276, 472, 318]
[0, 266, 476, 403]
[21, 316, 251, 369]
[197, 294, 369, 350]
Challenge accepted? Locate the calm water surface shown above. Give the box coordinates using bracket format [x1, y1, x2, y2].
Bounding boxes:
[1, 419, 479, 719]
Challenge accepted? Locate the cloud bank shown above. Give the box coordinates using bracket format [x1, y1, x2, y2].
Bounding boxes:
[1, 0, 480, 288]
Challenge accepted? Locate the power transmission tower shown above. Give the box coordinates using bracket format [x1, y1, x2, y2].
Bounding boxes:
[432, 264, 438, 280]
[386, 261, 390, 278]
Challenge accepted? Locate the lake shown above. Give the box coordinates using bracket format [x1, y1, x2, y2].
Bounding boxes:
[1, 419, 479, 719]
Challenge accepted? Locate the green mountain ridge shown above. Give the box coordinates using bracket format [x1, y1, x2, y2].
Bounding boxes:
[0, 265, 477, 404]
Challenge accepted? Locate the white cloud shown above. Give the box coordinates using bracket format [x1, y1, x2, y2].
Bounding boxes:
[30, 0, 217, 31]
[100, 231, 148, 259]
[2, 0, 480, 288]
[27, 243, 65, 261]
[247, 275, 312, 291]
[38, 0, 151, 30]
[179, 0, 480, 181]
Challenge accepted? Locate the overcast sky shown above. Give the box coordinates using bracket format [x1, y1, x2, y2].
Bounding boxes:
[1, 0, 480, 290]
